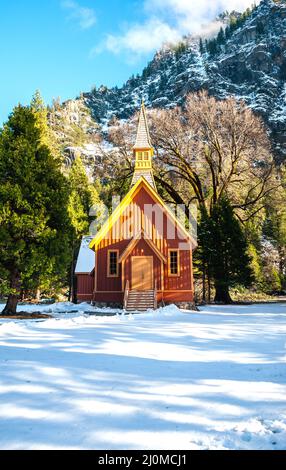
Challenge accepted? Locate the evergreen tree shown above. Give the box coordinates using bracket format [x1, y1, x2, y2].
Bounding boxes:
[199, 198, 253, 303]
[207, 38, 218, 56]
[69, 155, 99, 217]
[174, 42, 187, 60]
[31, 90, 60, 158]
[148, 82, 157, 100]
[247, 243, 264, 288]
[31, 90, 49, 145]
[263, 176, 286, 291]
[158, 73, 168, 91]
[0, 105, 72, 314]
[256, 21, 265, 36]
[196, 205, 213, 303]
[199, 38, 204, 54]
[67, 155, 101, 301]
[280, 60, 286, 80]
[229, 16, 238, 33]
[217, 27, 225, 45]
[225, 25, 231, 40]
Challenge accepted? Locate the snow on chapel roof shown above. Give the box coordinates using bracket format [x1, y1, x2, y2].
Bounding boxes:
[133, 102, 152, 149]
[75, 236, 95, 274]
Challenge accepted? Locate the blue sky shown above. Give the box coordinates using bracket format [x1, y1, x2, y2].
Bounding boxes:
[0, 0, 258, 124]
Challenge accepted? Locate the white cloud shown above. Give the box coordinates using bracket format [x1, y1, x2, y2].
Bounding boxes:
[96, 0, 261, 58]
[62, 0, 96, 30]
[96, 19, 182, 56]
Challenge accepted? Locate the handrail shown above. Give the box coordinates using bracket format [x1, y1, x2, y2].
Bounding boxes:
[123, 280, 130, 311]
[154, 280, 158, 310]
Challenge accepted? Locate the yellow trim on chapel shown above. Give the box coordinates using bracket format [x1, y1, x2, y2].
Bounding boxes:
[119, 229, 167, 264]
[89, 176, 197, 251]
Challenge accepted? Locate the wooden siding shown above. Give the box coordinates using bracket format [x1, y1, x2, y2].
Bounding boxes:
[159, 291, 194, 303]
[96, 239, 129, 292]
[78, 185, 194, 303]
[77, 274, 94, 302]
[164, 250, 193, 292]
[93, 292, 124, 303]
[97, 186, 191, 254]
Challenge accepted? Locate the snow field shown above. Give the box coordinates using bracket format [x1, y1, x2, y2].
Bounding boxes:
[0, 302, 285, 450]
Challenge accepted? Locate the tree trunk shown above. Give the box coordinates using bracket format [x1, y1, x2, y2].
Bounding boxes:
[68, 245, 75, 303]
[207, 265, 211, 303]
[214, 283, 233, 304]
[36, 288, 41, 303]
[72, 273, 78, 304]
[202, 264, 206, 303]
[2, 294, 18, 315]
[278, 246, 285, 290]
[1, 270, 21, 315]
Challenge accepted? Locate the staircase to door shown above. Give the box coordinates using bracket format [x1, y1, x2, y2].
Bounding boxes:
[124, 282, 158, 313]
[123, 256, 158, 312]
[125, 289, 156, 312]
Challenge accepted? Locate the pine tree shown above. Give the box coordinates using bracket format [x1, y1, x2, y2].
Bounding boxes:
[225, 25, 231, 40]
[0, 104, 72, 315]
[67, 155, 101, 301]
[207, 38, 218, 56]
[31, 90, 60, 157]
[280, 60, 286, 80]
[199, 198, 253, 303]
[248, 243, 264, 288]
[217, 27, 225, 45]
[69, 155, 99, 217]
[199, 38, 204, 54]
[159, 73, 168, 90]
[196, 205, 213, 303]
[229, 16, 238, 33]
[256, 21, 265, 36]
[31, 90, 49, 144]
[263, 175, 286, 291]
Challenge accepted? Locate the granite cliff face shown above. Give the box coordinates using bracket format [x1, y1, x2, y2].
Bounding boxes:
[55, 0, 286, 162]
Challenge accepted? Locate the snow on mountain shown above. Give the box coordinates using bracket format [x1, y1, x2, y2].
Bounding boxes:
[54, 0, 286, 163]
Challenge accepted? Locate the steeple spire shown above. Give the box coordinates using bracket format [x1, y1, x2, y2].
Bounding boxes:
[131, 102, 156, 190]
[133, 101, 152, 150]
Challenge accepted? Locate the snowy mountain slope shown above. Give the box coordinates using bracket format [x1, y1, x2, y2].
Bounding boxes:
[53, 0, 286, 163]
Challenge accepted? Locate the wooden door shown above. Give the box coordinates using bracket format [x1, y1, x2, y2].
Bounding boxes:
[132, 257, 153, 290]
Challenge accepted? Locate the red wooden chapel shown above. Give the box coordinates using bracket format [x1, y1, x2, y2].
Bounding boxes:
[75, 103, 197, 311]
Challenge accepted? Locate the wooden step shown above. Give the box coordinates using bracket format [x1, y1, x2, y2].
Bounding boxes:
[127, 298, 154, 302]
[128, 293, 154, 296]
[128, 294, 154, 298]
[125, 289, 156, 312]
[126, 304, 154, 308]
[127, 302, 155, 306]
[126, 306, 154, 312]
[128, 293, 154, 298]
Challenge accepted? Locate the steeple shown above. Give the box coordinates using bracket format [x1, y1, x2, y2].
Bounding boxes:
[133, 100, 152, 149]
[131, 101, 156, 190]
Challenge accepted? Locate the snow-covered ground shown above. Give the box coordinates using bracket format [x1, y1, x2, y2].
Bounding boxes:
[0, 302, 286, 450]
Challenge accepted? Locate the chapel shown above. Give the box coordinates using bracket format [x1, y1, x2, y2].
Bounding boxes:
[75, 103, 197, 310]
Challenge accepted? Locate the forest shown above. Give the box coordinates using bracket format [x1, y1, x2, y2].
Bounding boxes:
[0, 90, 285, 314]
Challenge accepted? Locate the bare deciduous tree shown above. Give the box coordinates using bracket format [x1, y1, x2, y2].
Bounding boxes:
[98, 93, 282, 303]
[149, 91, 278, 221]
